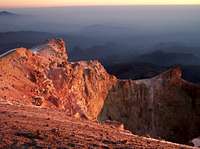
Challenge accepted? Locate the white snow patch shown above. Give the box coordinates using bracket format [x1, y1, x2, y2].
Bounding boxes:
[192, 137, 200, 147]
[0, 49, 16, 58]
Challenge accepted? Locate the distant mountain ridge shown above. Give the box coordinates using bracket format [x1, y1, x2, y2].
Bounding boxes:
[135, 50, 200, 66]
[0, 11, 18, 16]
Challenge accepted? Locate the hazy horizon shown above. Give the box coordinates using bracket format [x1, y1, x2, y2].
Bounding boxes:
[1, 4, 200, 9]
[1, 0, 200, 8]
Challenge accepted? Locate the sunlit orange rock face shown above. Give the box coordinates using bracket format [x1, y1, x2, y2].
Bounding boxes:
[0, 39, 200, 145]
[0, 39, 117, 120]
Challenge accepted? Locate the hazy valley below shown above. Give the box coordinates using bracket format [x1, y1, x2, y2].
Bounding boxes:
[1, 6, 200, 66]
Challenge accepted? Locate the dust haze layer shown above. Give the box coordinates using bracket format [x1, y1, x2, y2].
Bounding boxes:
[1, 6, 200, 49]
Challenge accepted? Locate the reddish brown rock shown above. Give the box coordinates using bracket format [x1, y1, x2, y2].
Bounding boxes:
[0, 103, 195, 149]
[0, 39, 116, 120]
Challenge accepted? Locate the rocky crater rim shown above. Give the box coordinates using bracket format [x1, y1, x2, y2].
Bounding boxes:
[1, 38, 200, 147]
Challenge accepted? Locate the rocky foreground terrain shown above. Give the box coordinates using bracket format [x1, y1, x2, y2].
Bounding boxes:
[0, 103, 195, 148]
[0, 39, 200, 148]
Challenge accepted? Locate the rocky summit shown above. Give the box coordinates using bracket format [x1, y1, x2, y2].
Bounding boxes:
[0, 39, 200, 148]
[0, 39, 116, 120]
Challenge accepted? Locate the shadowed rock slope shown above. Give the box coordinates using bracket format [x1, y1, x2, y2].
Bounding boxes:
[99, 67, 200, 144]
[0, 39, 200, 147]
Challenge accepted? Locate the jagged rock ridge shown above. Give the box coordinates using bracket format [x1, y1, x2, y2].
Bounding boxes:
[0, 39, 116, 120]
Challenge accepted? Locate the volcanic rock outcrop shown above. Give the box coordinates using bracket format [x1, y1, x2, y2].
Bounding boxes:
[0, 39, 116, 120]
[0, 39, 200, 146]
